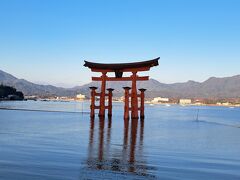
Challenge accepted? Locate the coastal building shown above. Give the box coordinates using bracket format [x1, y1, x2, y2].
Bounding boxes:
[152, 97, 169, 103]
[119, 96, 124, 102]
[217, 102, 231, 106]
[56, 96, 74, 101]
[76, 94, 86, 100]
[25, 95, 38, 101]
[179, 99, 192, 105]
[193, 99, 204, 105]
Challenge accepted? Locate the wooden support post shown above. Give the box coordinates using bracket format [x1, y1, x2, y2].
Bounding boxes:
[131, 72, 139, 119]
[139, 88, 146, 119]
[99, 72, 107, 117]
[89, 86, 97, 118]
[123, 87, 131, 119]
[107, 88, 114, 117]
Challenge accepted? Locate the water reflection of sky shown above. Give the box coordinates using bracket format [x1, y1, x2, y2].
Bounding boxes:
[0, 101, 240, 179]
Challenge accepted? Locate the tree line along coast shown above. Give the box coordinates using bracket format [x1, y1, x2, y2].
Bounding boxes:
[0, 84, 24, 101]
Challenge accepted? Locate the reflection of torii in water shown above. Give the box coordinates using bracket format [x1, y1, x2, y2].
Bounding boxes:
[84, 117, 155, 177]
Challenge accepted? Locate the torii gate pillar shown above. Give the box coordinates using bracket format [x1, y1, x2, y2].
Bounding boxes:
[123, 87, 131, 119]
[99, 72, 107, 117]
[139, 88, 146, 119]
[131, 71, 138, 119]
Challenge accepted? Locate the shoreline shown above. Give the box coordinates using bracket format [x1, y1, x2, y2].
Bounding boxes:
[1, 99, 240, 108]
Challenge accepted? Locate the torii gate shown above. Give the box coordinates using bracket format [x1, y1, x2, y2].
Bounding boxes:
[84, 57, 159, 119]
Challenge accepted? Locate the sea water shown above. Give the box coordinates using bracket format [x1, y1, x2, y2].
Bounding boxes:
[0, 101, 240, 179]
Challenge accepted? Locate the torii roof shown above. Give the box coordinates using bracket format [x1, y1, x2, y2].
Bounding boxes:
[84, 57, 159, 72]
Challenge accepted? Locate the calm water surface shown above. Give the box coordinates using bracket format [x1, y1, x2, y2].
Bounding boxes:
[0, 101, 240, 179]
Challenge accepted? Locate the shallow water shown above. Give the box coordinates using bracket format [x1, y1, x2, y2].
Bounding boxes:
[0, 101, 240, 179]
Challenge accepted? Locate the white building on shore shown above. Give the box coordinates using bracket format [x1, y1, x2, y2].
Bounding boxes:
[179, 99, 192, 105]
[76, 94, 86, 100]
[152, 97, 169, 103]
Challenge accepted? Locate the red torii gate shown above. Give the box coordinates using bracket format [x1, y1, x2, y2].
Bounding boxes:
[84, 57, 159, 119]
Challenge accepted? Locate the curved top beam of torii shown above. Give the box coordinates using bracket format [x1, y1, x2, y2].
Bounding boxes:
[84, 57, 159, 73]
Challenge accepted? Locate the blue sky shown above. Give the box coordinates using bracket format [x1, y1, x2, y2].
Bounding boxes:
[0, 0, 240, 87]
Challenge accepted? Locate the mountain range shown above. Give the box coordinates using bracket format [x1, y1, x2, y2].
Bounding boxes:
[0, 69, 240, 99]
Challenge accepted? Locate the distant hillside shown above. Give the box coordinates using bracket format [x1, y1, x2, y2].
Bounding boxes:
[1, 69, 240, 98]
[72, 76, 240, 98]
[71, 79, 168, 98]
[0, 70, 75, 96]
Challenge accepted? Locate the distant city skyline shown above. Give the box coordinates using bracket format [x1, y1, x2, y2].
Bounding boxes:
[1, 0, 240, 87]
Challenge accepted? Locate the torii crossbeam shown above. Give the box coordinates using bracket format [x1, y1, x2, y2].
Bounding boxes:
[84, 57, 159, 119]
